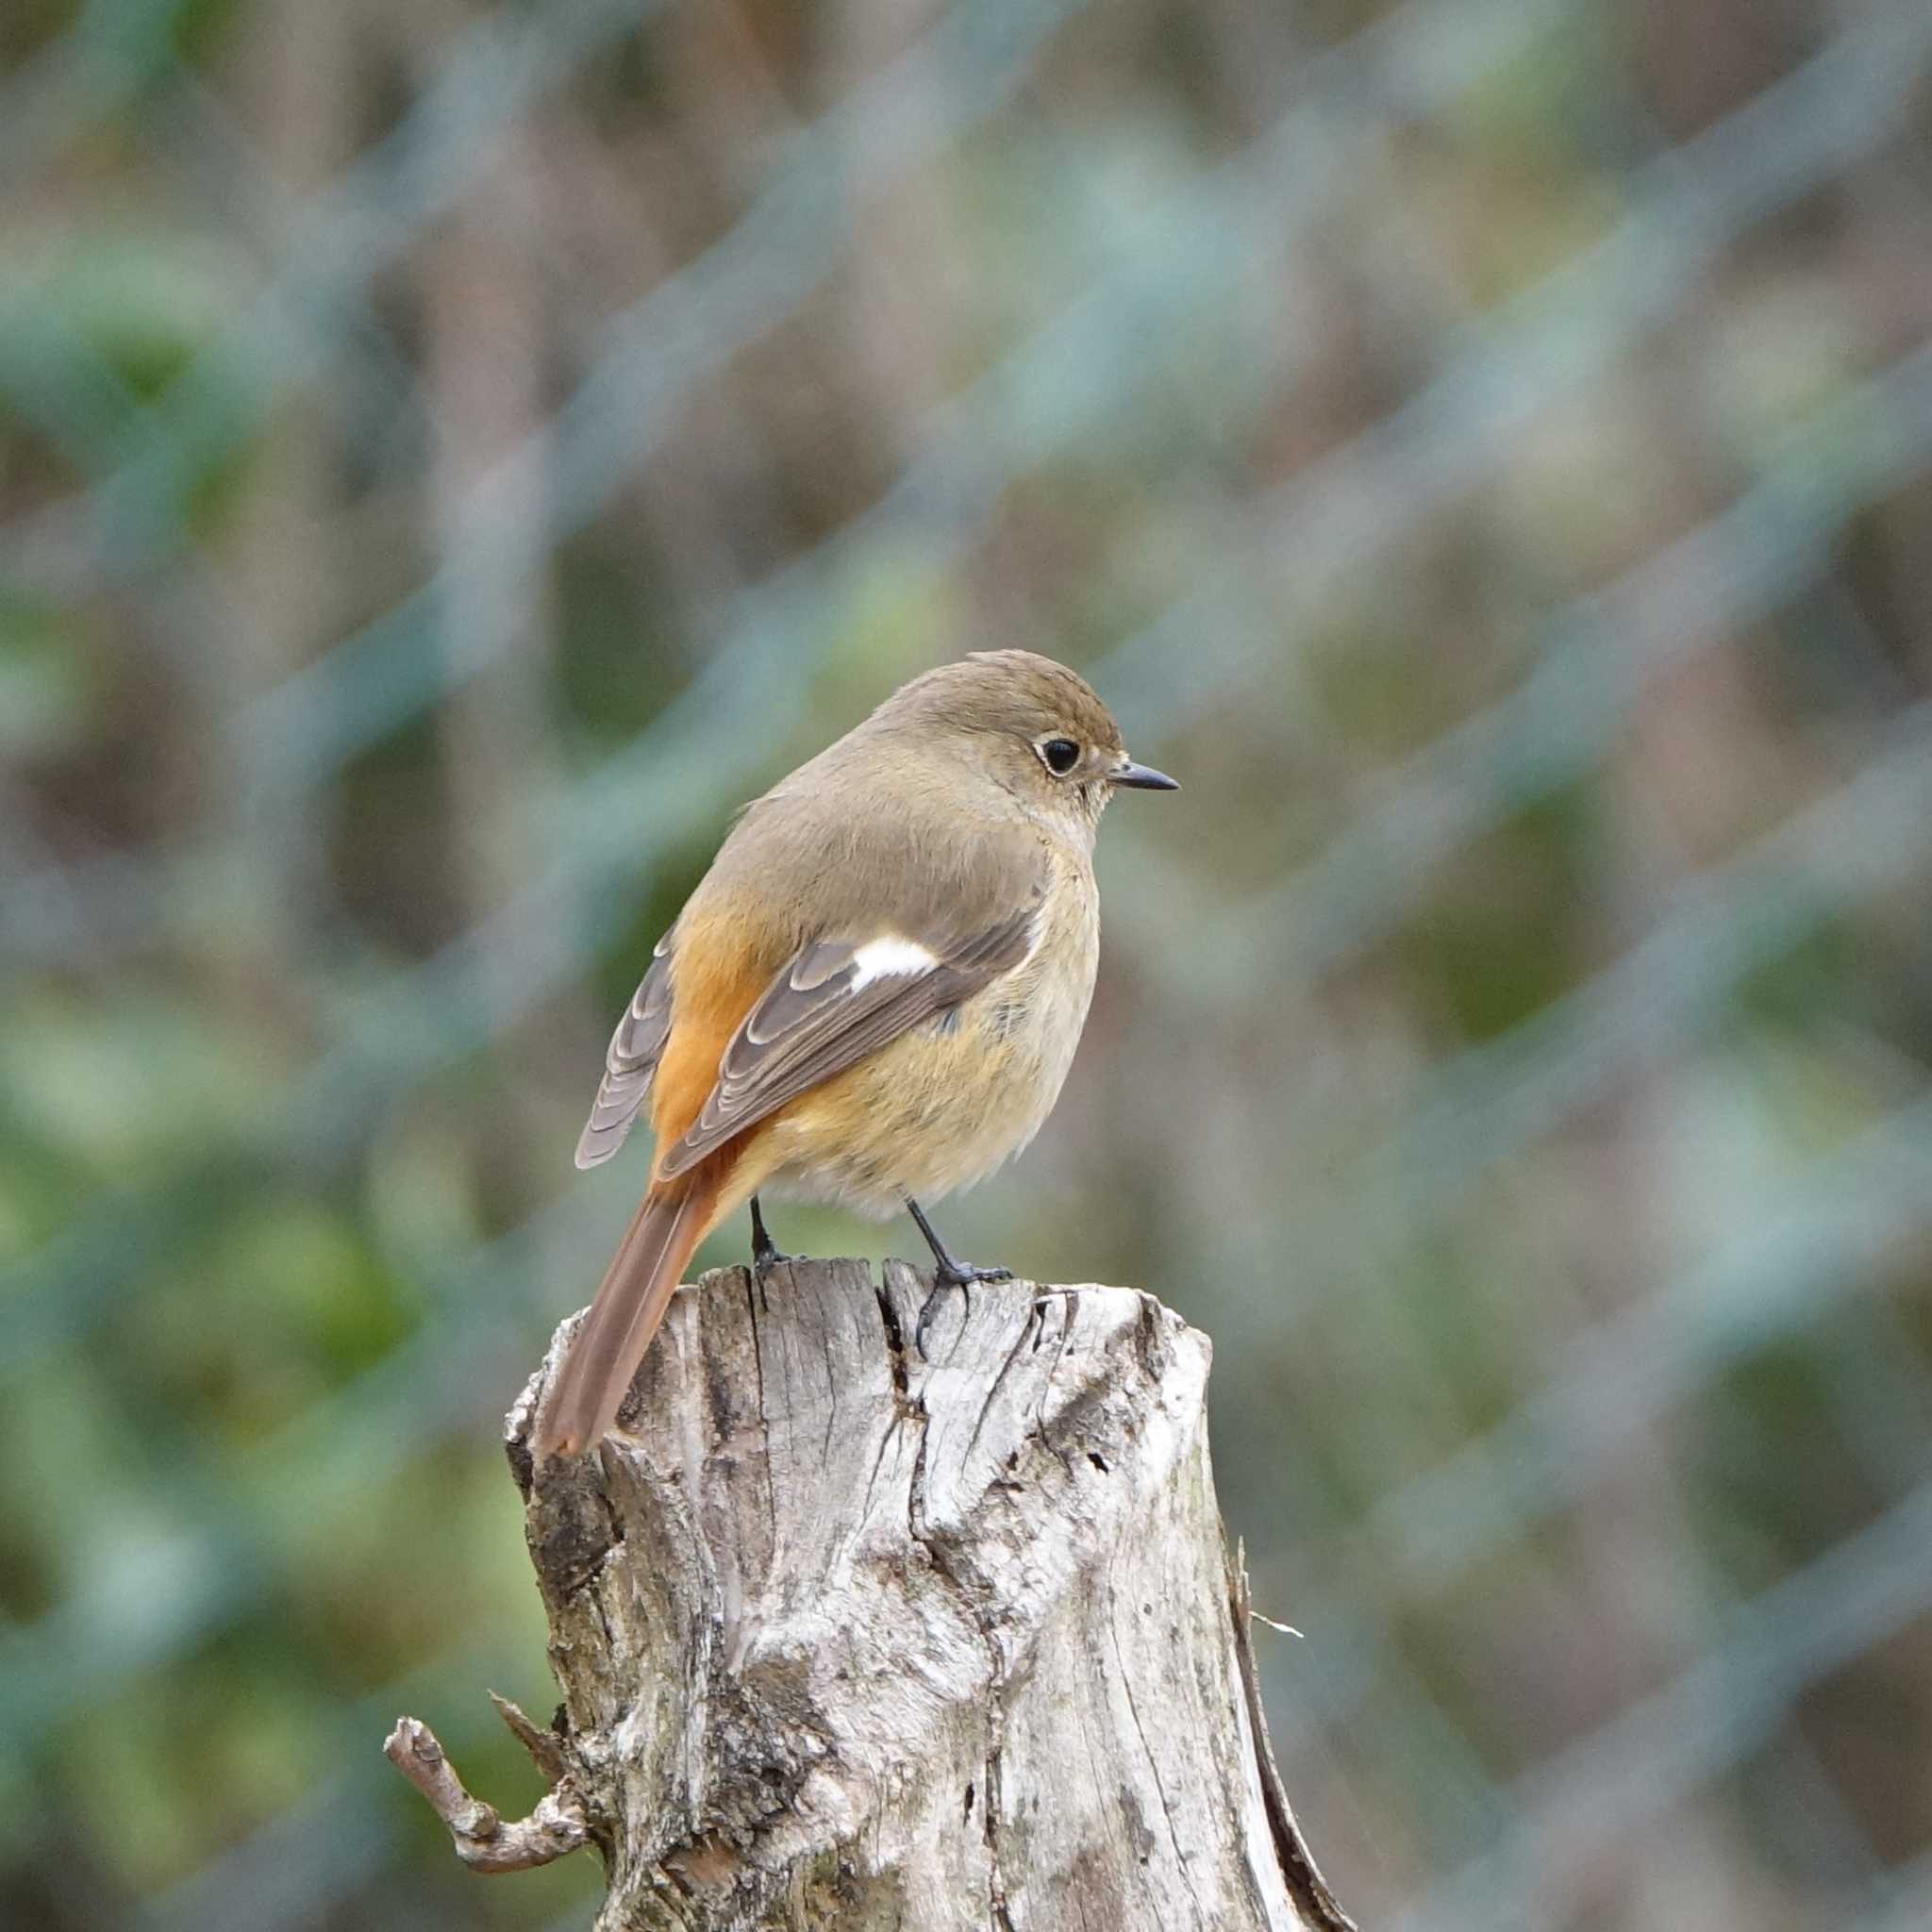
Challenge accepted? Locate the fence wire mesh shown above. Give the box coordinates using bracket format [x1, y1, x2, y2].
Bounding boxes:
[5, 0, 1932, 1925]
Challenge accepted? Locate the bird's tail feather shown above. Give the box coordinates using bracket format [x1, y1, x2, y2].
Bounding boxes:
[534, 1172, 721, 1460]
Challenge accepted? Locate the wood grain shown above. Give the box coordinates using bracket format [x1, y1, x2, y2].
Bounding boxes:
[507, 1258, 1350, 1932]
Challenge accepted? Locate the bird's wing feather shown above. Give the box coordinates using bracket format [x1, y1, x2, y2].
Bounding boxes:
[574, 931, 675, 1170]
[656, 893, 1041, 1182]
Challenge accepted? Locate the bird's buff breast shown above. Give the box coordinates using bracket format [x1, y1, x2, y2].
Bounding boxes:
[755, 864, 1101, 1217]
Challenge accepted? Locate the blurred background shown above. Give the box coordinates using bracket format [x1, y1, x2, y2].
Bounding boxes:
[6, 0, 1932, 1926]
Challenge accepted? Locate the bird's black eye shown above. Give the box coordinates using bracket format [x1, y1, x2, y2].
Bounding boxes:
[1040, 737, 1080, 775]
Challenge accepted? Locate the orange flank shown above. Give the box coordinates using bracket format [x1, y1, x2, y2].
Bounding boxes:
[647, 911, 773, 1169]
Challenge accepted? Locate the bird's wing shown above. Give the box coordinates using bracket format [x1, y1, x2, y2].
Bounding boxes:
[574, 930, 675, 1170]
[655, 889, 1043, 1183]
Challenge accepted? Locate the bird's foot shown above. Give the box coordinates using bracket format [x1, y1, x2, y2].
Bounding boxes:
[902, 1197, 1016, 1355]
[935, 1257, 1013, 1289]
[749, 1196, 801, 1285]
[915, 1266, 1017, 1357]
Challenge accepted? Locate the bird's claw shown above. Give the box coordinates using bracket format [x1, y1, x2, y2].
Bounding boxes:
[914, 1263, 1013, 1357]
[939, 1261, 1012, 1288]
[751, 1237, 792, 1280]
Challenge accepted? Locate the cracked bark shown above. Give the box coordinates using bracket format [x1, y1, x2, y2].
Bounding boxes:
[491, 1257, 1350, 1931]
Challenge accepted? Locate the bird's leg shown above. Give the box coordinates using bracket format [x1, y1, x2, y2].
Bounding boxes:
[906, 1195, 1011, 1357]
[905, 1196, 1011, 1287]
[749, 1195, 794, 1282]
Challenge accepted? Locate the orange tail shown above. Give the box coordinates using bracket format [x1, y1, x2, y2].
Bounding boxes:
[534, 1170, 723, 1460]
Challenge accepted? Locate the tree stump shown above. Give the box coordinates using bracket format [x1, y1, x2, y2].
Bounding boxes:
[392, 1258, 1350, 1931]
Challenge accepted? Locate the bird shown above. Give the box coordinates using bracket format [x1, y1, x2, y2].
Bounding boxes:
[533, 649, 1177, 1460]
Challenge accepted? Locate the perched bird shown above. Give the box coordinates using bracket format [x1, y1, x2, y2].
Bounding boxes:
[534, 650, 1176, 1459]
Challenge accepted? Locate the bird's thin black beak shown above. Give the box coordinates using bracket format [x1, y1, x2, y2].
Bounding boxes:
[1112, 758, 1179, 791]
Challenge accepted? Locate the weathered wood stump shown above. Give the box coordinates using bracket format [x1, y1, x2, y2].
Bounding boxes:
[390, 1258, 1350, 1931]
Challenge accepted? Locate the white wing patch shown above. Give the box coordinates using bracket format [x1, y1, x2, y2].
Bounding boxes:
[849, 936, 939, 990]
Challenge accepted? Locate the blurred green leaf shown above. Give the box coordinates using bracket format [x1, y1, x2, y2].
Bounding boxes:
[0, 984, 283, 1175]
[0, 594, 93, 758]
[0, 226, 242, 403]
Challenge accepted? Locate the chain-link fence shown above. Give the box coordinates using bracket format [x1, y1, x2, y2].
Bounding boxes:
[6, 0, 1932, 1925]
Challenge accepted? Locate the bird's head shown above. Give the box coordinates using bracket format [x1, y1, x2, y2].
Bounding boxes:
[876, 649, 1178, 830]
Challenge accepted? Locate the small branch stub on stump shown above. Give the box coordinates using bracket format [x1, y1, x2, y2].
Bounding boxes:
[393, 1258, 1350, 1931]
